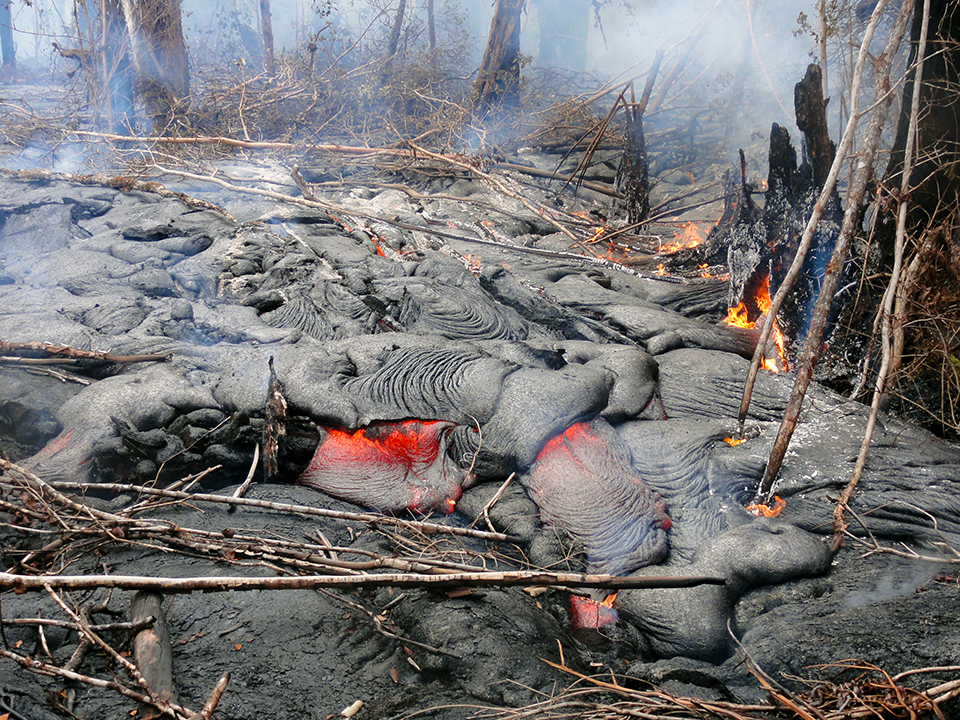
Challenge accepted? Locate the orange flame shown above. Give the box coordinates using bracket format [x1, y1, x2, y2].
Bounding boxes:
[746, 495, 786, 518]
[723, 436, 747, 446]
[698, 263, 730, 280]
[658, 222, 706, 255]
[722, 276, 788, 372]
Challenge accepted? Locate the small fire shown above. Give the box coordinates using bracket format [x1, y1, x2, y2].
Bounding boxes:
[655, 263, 668, 276]
[658, 221, 707, 255]
[745, 495, 786, 518]
[698, 263, 730, 280]
[723, 276, 788, 372]
[723, 436, 747, 446]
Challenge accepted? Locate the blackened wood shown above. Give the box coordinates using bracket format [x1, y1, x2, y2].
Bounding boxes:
[794, 64, 836, 191]
[615, 55, 662, 225]
[616, 101, 650, 225]
[263, 355, 287, 478]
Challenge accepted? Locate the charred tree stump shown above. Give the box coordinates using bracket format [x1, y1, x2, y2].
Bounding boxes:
[794, 64, 837, 190]
[711, 64, 843, 359]
[616, 103, 650, 226]
[0, 0, 14, 69]
[472, 0, 524, 121]
[615, 58, 661, 226]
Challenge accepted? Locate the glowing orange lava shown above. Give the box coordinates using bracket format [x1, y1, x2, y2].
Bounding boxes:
[569, 592, 619, 629]
[723, 436, 747, 446]
[746, 495, 786, 518]
[722, 276, 788, 372]
[698, 263, 730, 280]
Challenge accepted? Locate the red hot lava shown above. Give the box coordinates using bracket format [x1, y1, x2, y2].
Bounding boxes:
[570, 592, 619, 629]
[297, 419, 467, 514]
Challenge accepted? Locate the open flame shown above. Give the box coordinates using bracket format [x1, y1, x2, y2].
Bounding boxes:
[657, 221, 707, 254]
[722, 276, 788, 372]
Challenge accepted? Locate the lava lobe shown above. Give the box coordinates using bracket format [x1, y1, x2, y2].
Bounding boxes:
[297, 419, 468, 514]
[524, 418, 670, 576]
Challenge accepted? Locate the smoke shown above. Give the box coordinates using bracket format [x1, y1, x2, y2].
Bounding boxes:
[843, 557, 940, 608]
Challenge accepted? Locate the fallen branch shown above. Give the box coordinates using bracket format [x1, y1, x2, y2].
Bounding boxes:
[0, 341, 168, 365]
[0, 569, 726, 594]
[0, 645, 196, 719]
[0, 168, 233, 219]
[187, 672, 230, 720]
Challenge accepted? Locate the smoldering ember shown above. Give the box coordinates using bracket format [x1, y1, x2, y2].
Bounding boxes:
[0, 1, 959, 719]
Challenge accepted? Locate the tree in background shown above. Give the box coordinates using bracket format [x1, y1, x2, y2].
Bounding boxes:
[0, 0, 14, 70]
[472, 0, 524, 119]
[118, 0, 190, 128]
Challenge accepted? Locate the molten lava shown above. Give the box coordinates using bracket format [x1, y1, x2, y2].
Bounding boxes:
[527, 420, 670, 577]
[746, 495, 786, 518]
[297, 420, 466, 514]
[723, 276, 788, 372]
[570, 592, 619, 629]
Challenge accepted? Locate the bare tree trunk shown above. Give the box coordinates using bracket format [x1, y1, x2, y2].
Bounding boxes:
[382, 0, 406, 78]
[119, 0, 190, 128]
[427, 0, 435, 69]
[0, 0, 14, 68]
[879, 0, 960, 263]
[472, 0, 524, 120]
[260, 0, 274, 76]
